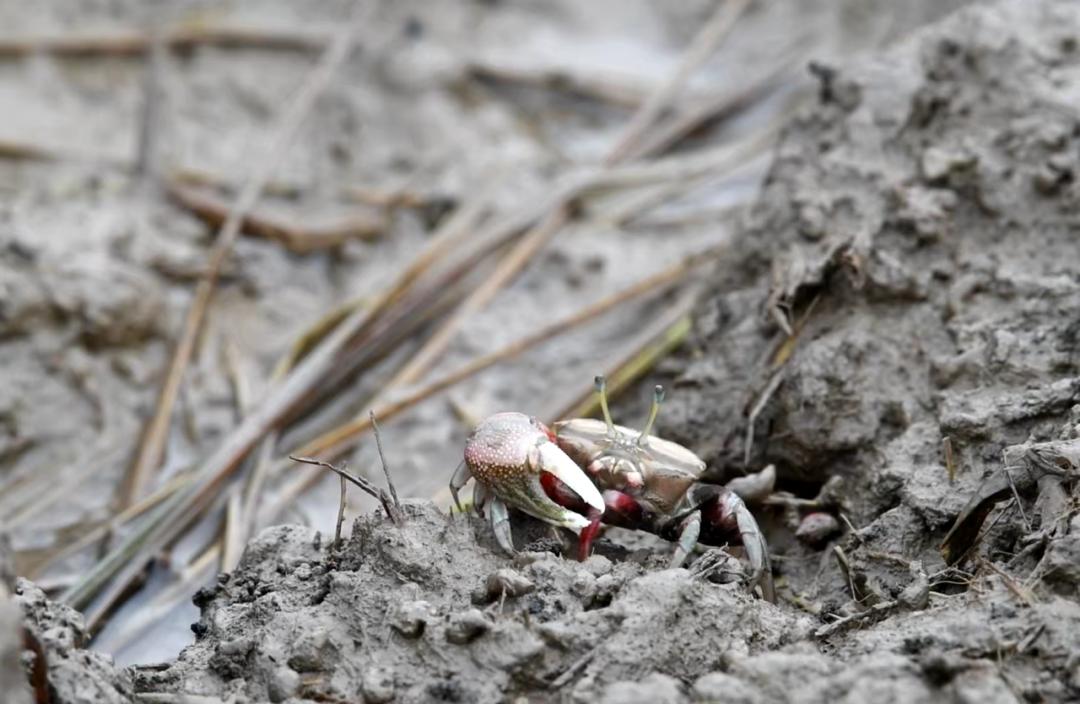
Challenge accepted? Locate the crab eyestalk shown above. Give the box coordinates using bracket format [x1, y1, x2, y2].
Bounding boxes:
[594, 375, 616, 438]
[637, 384, 665, 447]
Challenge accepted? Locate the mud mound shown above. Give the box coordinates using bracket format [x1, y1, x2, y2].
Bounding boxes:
[131, 502, 798, 703]
[12, 579, 132, 703]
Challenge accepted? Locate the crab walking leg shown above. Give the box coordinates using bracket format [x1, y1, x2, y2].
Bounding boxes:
[670, 510, 702, 568]
[449, 460, 472, 512]
[728, 492, 776, 603]
[489, 496, 515, 555]
[473, 482, 490, 516]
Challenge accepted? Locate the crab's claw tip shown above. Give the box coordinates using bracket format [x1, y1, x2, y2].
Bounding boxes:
[537, 441, 605, 513]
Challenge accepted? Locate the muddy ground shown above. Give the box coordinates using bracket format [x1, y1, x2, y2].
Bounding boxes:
[0, 0, 962, 664]
[4, 0, 1080, 702]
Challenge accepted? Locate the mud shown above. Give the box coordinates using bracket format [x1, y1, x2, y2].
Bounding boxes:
[0, 0, 973, 667]
[6, 0, 1080, 701]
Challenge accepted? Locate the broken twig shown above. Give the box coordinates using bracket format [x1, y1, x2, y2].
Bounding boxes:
[370, 412, 401, 511]
[167, 182, 386, 254]
[335, 475, 347, 551]
[290, 456, 399, 526]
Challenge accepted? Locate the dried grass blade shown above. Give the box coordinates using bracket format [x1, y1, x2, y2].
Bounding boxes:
[272, 249, 721, 513]
[547, 292, 697, 422]
[120, 6, 366, 507]
[605, 0, 752, 164]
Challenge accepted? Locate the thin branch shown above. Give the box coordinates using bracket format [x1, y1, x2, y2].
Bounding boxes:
[814, 600, 899, 639]
[221, 490, 244, 573]
[549, 648, 597, 689]
[0, 26, 327, 58]
[979, 557, 1035, 605]
[334, 474, 347, 551]
[370, 412, 401, 510]
[289, 456, 398, 526]
[167, 182, 386, 254]
[1004, 468, 1032, 532]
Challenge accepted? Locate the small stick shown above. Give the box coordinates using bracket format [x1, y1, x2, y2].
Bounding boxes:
[549, 648, 596, 689]
[814, 600, 898, 639]
[334, 474, 347, 551]
[1018, 623, 1046, 654]
[289, 456, 399, 526]
[221, 490, 244, 572]
[744, 369, 784, 466]
[134, 18, 166, 185]
[0, 27, 326, 58]
[370, 411, 401, 511]
[978, 557, 1034, 605]
[1004, 468, 1031, 531]
[465, 61, 651, 109]
[833, 545, 863, 604]
[943, 436, 956, 483]
[167, 182, 386, 254]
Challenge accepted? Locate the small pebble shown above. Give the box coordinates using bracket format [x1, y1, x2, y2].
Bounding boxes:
[361, 666, 395, 704]
[795, 512, 841, 548]
[268, 666, 299, 703]
[582, 555, 613, 577]
[445, 608, 492, 644]
[390, 600, 433, 638]
[472, 569, 534, 604]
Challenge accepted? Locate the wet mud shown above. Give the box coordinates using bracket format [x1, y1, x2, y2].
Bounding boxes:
[6, 0, 1080, 701]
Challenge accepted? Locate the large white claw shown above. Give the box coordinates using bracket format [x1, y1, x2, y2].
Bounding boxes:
[538, 442, 605, 513]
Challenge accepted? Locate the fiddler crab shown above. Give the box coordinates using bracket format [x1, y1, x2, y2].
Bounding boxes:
[450, 376, 775, 602]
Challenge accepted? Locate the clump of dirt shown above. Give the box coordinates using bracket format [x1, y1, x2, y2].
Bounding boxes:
[12, 579, 133, 703]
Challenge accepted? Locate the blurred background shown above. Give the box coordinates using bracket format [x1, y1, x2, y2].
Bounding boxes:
[0, 0, 969, 665]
